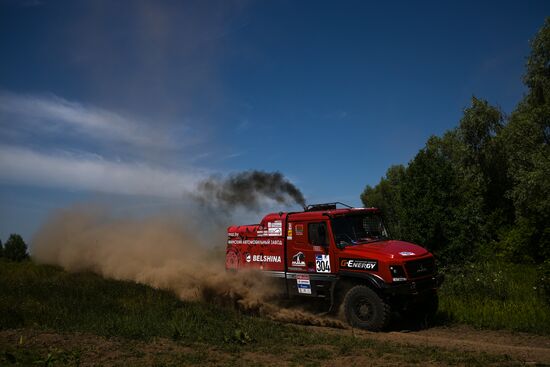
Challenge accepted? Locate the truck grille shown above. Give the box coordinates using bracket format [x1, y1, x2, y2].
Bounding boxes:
[405, 258, 435, 279]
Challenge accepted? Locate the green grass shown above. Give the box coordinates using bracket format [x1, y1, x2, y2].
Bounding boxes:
[0, 259, 523, 366]
[2, 347, 83, 367]
[0, 259, 290, 345]
[438, 260, 550, 334]
[2, 258, 549, 337]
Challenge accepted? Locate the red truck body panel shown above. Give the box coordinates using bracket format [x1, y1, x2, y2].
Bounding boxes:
[226, 207, 437, 286]
[226, 213, 287, 272]
[226, 204, 442, 330]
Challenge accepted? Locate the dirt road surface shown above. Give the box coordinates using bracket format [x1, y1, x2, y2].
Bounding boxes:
[2, 325, 550, 366]
[309, 324, 550, 364]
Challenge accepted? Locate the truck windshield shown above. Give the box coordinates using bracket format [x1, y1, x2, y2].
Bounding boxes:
[331, 214, 389, 246]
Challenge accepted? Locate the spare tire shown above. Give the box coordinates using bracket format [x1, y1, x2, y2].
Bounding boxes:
[342, 285, 390, 331]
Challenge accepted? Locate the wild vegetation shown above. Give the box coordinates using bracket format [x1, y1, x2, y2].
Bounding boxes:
[0, 234, 29, 262]
[362, 18, 550, 331]
[0, 260, 524, 366]
[438, 261, 550, 334]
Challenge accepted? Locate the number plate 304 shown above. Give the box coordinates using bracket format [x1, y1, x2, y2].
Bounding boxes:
[315, 254, 331, 273]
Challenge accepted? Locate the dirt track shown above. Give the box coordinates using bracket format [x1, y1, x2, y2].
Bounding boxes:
[308, 324, 550, 364]
[2, 325, 550, 366]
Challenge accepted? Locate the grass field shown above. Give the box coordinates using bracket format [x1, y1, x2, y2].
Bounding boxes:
[438, 261, 550, 335]
[0, 259, 529, 366]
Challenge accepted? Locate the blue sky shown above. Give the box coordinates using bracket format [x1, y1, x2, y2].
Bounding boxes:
[0, 0, 548, 241]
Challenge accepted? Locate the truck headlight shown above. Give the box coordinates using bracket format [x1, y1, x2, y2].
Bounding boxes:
[389, 265, 407, 282]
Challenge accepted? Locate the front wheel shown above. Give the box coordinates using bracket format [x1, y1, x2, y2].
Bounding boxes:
[342, 285, 390, 331]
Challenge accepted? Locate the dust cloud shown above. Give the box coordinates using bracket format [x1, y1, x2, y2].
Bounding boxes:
[31, 205, 343, 328]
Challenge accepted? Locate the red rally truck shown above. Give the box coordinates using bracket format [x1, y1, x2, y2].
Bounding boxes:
[225, 203, 443, 330]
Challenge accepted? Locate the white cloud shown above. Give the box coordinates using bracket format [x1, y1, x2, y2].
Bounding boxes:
[0, 145, 204, 198]
[0, 91, 176, 150]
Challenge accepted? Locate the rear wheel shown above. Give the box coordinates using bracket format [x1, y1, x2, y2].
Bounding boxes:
[342, 285, 390, 331]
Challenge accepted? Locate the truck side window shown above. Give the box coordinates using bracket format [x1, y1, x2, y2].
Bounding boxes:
[308, 222, 328, 246]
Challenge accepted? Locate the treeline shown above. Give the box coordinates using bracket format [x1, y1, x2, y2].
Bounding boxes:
[0, 234, 29, 262]
[362, 18, 549, 267]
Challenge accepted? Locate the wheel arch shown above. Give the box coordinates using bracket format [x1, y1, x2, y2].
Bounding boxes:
[336, 271, 387, 290]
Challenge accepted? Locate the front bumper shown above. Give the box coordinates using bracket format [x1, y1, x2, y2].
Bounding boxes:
[383, 273, 444, 296]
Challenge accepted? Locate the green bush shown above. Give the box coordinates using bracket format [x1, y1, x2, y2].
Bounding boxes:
[439, 261, 550, 334]
[3, 234, 29, 262]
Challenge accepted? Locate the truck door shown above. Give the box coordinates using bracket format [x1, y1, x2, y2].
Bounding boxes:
[308, 222, 332, 274]
[286, 220, 335, 298]
[286, 221, 310, 272]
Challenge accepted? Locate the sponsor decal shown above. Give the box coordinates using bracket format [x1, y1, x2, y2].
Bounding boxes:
[399, 251, 415, 256]
[227, 232, 239, 237]
[315, 254, 331, 273]
[245, 253, 251, 263]
[291, 252, 306, 267]
[268, 228, 282, 236]
[252, 254, 281, 263]
[227, 239, 282, 245]
[267, 220, 283, 236]
[295, 224, 304, 236]
[287, 223, 293, 240]
[296, 274, 311, 294]
[340, 258, 378, 271]
[268, 220, 282, 228]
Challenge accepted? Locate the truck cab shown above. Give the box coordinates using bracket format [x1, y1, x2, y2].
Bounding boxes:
[226, 202, 443, 330]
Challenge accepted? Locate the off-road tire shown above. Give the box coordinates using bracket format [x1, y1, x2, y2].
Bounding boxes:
[342, 285, 390, 331]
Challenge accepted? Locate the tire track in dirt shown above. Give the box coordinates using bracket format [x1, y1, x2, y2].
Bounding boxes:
[306, 324, 550, 364]
[2, 327, 548, 366]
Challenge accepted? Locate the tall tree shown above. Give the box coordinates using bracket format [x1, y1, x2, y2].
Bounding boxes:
[457, 98, 513, 240]
[3, 234, 29, 262]
[399, 132, 485, 263]
[361, 165, 406, 238]
[360, 19, 550, 265]
[500, 18, 550, 263]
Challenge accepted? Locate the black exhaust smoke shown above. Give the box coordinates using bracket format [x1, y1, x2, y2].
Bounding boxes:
[196, 170, 306, 211]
